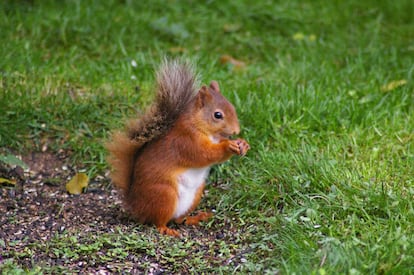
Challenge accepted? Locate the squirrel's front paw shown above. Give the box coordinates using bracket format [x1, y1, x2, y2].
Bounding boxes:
[228, 140, 241, 155]
[236, 139, 250, 156]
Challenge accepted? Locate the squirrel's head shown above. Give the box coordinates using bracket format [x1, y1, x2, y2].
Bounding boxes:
[194, 81, 240, 141]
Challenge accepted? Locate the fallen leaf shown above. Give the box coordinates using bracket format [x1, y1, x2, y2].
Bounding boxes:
[66, 173, 89, 195]
[381, 79, 407, 92]
[219, 55, 246, 70]
[0, 177, 16, 186]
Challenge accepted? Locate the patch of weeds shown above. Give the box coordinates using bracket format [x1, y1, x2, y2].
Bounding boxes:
[0, 259, 42, 275]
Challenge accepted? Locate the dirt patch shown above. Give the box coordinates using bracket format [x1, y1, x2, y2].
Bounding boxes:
[22, 151, 65, 177]
[0, 151, 128, 270]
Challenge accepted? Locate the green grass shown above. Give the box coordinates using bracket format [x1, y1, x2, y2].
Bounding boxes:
[1, 0, 413, 273]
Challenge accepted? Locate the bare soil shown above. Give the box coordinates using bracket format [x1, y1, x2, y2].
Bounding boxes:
[0, 151, 130, 271]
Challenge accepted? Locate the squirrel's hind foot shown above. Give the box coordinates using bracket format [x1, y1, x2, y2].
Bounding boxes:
[180, 211, 213, 226]
[157, 225, 181, 237]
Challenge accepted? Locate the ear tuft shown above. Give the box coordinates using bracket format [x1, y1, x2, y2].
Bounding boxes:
[196, 85, 210, 108]
[209, 81, 220, 93]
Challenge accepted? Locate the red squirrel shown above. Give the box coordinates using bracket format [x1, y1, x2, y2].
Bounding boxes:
[107, 60, 250, 237]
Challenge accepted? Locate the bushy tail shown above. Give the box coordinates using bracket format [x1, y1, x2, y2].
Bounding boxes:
[106, 60, 199, 192]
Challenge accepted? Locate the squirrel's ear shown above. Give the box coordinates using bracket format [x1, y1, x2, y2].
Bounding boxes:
[196, 85, 211, 108]
[209, 81, 221, 93]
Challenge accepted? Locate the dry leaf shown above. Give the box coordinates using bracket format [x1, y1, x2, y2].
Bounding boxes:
[219, 55, 246, 70]
[0, 177, 16, 186]
[381, 79, 407, 92]
[66, 173, 89, 194]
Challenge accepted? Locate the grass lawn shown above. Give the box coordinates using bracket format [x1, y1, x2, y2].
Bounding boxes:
[1, 0, 413, 273]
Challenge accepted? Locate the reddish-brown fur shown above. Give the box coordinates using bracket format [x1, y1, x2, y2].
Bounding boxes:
[107, 61, 250, 237]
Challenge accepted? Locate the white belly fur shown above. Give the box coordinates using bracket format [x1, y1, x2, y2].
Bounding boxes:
[173, 167, 210, 219]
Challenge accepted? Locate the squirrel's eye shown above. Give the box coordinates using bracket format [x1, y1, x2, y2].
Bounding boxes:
[214, 111, 224, 119]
